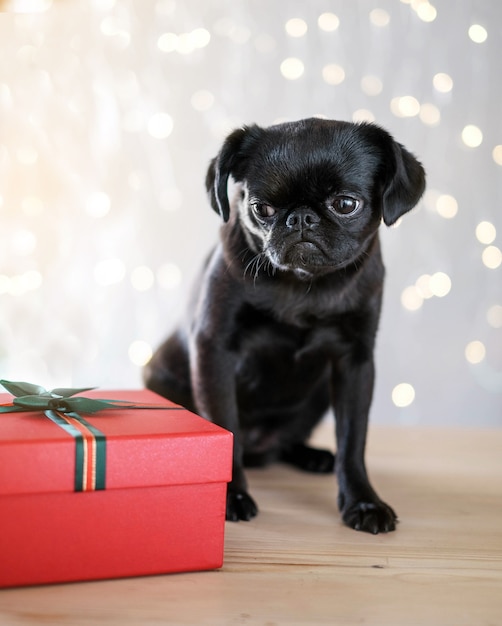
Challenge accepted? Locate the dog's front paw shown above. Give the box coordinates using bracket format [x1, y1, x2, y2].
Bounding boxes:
[226, 489, 258, 522]
[341, 499, 397, 534]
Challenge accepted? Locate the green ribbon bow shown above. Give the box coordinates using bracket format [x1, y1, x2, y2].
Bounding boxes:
[0, 379, 139, 415]
[0, 379, 172, 492]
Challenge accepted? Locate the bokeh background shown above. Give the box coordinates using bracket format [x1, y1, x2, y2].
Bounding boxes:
[1, 0, 501, 426]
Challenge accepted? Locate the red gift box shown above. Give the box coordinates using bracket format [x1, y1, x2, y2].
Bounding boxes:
[0, 388, 233, 587]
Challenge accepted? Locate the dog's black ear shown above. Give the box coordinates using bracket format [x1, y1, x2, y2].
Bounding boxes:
[381, 140, 426, 226]
[205, 127, 251, 222]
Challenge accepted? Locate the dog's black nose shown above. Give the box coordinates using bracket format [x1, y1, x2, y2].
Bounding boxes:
[286, 208, 320, 231]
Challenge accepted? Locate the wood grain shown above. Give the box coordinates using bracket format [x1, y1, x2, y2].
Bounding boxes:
[1, 424, 501, 625]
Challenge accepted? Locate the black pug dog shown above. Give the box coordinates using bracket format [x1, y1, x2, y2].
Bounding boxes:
[145, 117, 425, 534]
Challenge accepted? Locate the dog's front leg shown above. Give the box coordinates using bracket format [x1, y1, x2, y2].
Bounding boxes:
[331, 356, 397, 533]
[191, 333, 258, 522]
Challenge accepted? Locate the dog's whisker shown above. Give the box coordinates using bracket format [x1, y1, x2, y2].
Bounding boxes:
[243, 252, 267, 283]
[254, 254, 269, 284]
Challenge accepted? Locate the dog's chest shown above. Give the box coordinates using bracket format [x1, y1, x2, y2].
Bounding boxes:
[232, 300, 339, 364]
[244, 278, 352, 329]
[233, 319, 330, 403]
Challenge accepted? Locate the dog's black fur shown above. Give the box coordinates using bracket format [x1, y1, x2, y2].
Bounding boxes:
[145, 118, 425, 534]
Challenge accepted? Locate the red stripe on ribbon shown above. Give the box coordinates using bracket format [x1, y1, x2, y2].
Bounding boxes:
[56, 412, 98, 491]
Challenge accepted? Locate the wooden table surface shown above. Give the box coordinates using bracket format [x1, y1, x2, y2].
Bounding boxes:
[1, 424, 501, 625]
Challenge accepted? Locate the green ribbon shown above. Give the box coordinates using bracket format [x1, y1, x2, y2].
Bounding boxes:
[0, 379, 141, 415]
[44, 409, 107, 491]
[0, 379, 175, 492]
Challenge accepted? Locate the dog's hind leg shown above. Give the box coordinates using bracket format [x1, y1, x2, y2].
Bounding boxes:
[280, 443, 335, 473]
[144, 330, 196, 413]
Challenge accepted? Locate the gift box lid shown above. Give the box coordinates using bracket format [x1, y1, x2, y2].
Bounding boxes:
[0, 388, 233, 496]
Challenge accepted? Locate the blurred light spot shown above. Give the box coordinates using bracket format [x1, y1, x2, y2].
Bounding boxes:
[401, 286, 423, 311]
[476, 221, 496, 245]
[369, 9, 390, 27]
[436, 194, 458, 219]
[392, 383, 415, 407]
[280, 57, 304, 80]
[0, 271, 42, 295]
[190, 28, 211, 48]
[100, 16, 119, 36]
[16, 146, 38, 165]
[158, 28, 210, 54]
[147, 113, 173, 139]
[8, 277, 26, 297]
[461, 125, 483, 148]
[419, 103, 440, 126]
[128, 340, 152, 367]
[487, 305, 502, 329]
[468, 24, 488, 43]
[415, 274, 434, 299]
[433, 72, 453, 93]
[352, 109, 375, 123]
[191, 90, 215, 112]
[285, 18, 308, 37]
[157, 262, 182, 289]
[157, 32, 178, 52]
[492, 145, 502, 166]
[131, 266, 155, 291]
[94, 258, 126, 286]
[322, 63, 345, 85]
[86, 191, 111, 218]
[174, 33, 193, 54]
[361, 75, 383, 96]
[482, 246, 502, 269]
[405, 271, 454, 303]
[390, 96, 420, 118]
[429, 272, 452, 297]
[21, 196, 44, 216]
[465, 340, 486, 364]
[100, 16, 130, 47]
[318, 12, 340, 31]
[12, 229, 37, 256]
[416, 2, 437, 22]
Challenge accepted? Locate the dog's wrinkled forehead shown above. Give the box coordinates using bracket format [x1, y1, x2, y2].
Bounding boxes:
[244, 120, 383, 205]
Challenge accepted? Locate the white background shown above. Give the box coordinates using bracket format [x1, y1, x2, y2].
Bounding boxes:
[0, 0, 501, 426]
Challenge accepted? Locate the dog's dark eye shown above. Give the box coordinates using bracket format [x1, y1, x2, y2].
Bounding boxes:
[254, 203, 276, 218]
[332, 196, 360, 215]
